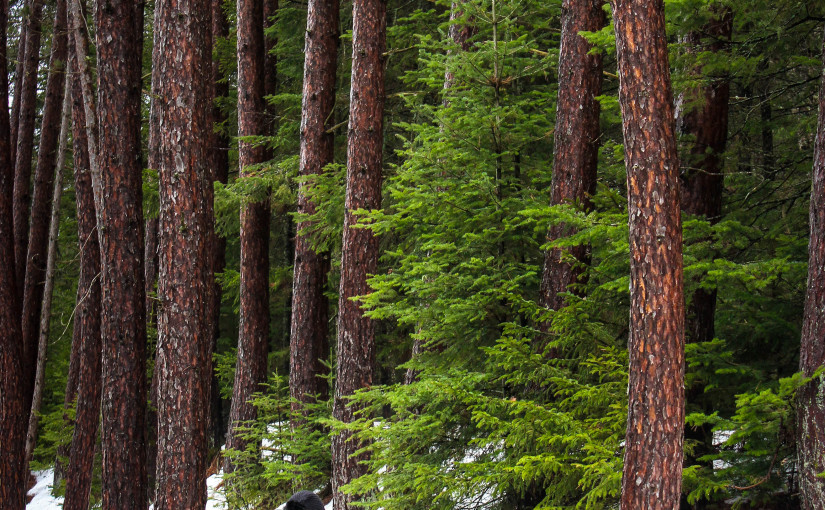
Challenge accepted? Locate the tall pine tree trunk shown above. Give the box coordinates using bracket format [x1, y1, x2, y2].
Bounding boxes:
[331, 0, 386, 506]
[797, 26, 825, 510]
[152, 0, 214, 504]
[20, 0, 69, 412]
[290, 0, 338, 413]
[611, 0, 685, 508]
[62, 2, 103, 506]
[96, 0, 148, 507]
[539, 0, 604, 324]
[0, 0, 27, 504]
[224, 0, 270, 472]
[209, 0, 231, 450]
[12, 0, 44, 307]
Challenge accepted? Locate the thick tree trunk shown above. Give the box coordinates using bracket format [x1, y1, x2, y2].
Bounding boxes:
[797, 26, 825, 510]
[224, 0, 270, 473]
[24, 75, 70, 471]
[152, 0, 214, 504]
[331, 0, 386, 507]
[209, 0, 231, 450]
[96, 0, 148, 507]
[0, 0, 27, 505]
[610, 0, 685, 508]
[62, 5, 103, 503]
[290, 0, 338, 412]
[12, 0, 44, 306]
[20, 0, 69, 413]
[538, 0, 604, 326]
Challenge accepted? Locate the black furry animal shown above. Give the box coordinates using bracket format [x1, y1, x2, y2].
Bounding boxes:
[285, 490, 325, 510]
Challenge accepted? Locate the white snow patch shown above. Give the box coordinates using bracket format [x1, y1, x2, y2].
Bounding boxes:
[26, 470, 61, 510]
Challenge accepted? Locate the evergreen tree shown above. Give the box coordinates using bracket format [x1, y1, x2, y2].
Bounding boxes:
[332, 0, 387, 506]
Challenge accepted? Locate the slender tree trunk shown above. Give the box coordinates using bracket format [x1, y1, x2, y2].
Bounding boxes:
[331, 0, 386, 506]
[0, 0, 27, 505]
[538, 0, 604, 329]
[677, 10, 731, 495]
[12, 0, 44, 306]
[152, 0, 214, 504]
[224, 0, 270, 473]
[209, 0, 231, 450]
[610, 0, 685, 508]
[290, 0, 338, 412]
[20, 0, 69, 413]
[797, 26, 825, 510]
[62, 3, 103, 503]
[96, 0, 148, 507]
[10, 0, 29, 163]
[24, 74, 70, 472]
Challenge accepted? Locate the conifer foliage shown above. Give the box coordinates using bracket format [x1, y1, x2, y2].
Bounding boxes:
[4, 0, 825, 509]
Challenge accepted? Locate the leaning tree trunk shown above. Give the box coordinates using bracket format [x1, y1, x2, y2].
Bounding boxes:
[96, 0, 148, 507]
[290, 0, 339, 413]
[12, 0, 44, 307]
[24, 74, 70, 472]
[610, 0, 685, 508]
[797, 25, 825, 510]
[61, 1, 103, 505]
[0, 0, 27, 505]
[538, 0, 604, 331]
[152, 0, 214, 505]
[208, 0, 231, 450]
[331, 0, 386, 507]
[224, 0, 270, 473]
[20, 0, 69, 412]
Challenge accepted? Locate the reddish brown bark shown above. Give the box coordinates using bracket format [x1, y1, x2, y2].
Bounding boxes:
[539, 0, 604, 325]
[331, 0, 386, 506]
[20, 0, 69, 411]
[96, 0, 148, 507]
[290, 0, 338, 411]
[0, 0, 27, 505]
[62, 7, 102, 503]
[12, 0, 44, 304]
[209, 0, 231, 450]
[797, 27, 825, 510]
[610, 0, 685, 508]
[61, 2, 103, 505]
[151, 0, 214, 504]
[224, 0, 270, 472]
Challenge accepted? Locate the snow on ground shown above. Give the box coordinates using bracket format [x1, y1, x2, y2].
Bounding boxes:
[25, 469, 269, 510]
[26, 470, 62, 510]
